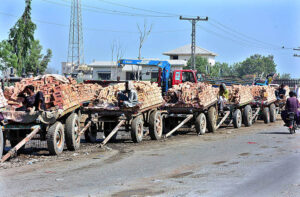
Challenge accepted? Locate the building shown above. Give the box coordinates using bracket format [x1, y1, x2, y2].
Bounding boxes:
[163, 44, 217, 66]
[88, 59, 187, 81]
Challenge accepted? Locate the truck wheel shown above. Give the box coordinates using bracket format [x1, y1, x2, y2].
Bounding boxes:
[263, 107, 270, 124]
[84, 118, 97, 143]
[104, 122, 118, 142]
[46, 121, 65, 155]
[207, 106, 217, 133]
[0, 129, 3, 159]
[149, 111, 163, 140]
[233, 109, 242, 128]
[131, 116, 144, 143]
[243, 105, 252, 127]
[270, 104, 276, 122]
[65, 113, 81, 151]
[195, 113, 207, 135]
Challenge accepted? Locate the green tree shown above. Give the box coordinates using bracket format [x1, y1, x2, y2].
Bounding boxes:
[234, 54, 276, 77]
[187, 56, 209, 74]
[0, 0, 52, 76]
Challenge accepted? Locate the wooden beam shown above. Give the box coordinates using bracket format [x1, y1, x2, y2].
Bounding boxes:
[100, 120, 125, 148]
[165, 115, 193, 138]
[216, 111, 230, 129]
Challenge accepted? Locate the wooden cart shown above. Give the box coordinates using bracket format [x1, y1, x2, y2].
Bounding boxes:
[82, 103, 164, 146]
[250, 98, 278, 124]
[0, 104, 84, 162]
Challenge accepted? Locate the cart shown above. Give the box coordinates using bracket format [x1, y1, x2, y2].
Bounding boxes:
[82, 103, 164, 146]
[0, 104, 85, 162]
[162, 100, 218, 137]
[250, 98, 278, 124]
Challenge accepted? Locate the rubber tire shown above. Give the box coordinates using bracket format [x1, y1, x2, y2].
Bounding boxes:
[195, 113, 207, 135]
[207, 106, 217, 133]
[131, 116, 144, 143]
[84, 118, 98, 143]
[233, 109, 242, 128]
[243, 105, 253, 127]
[269, 104, 277, 122]
[65, 113, 81, 151]
[263, 107, 270, 124]
[104, 122, 118, 142]
[46, 121, 65, 155]
[149, 111, 163, 140]
[0, 129, 3, 159]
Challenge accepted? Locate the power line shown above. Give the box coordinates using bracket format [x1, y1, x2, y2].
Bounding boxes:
[0, 11, 188, 34]
[208, 18, 290, 50]
[41, 0, 174, 18]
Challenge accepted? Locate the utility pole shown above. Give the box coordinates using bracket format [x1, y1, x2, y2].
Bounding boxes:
[180, 16, 208, 70]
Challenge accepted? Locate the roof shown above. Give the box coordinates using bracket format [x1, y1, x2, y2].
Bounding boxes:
[163, 44, 217, 56]
[88, 59, 187, 67]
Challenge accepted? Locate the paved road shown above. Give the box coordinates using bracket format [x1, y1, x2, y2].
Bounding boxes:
[1, 121, 300, 197]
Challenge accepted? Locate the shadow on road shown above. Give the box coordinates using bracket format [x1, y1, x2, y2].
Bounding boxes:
[258, 131, 291, 135]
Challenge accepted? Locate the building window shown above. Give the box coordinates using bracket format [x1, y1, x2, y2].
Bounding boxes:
[150, 72, 158, 82]
[98, 73, 111, 80]
[171, 55, 178, 60]
[126, 72, 142, 80]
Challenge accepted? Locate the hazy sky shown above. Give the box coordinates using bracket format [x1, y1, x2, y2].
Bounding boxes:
[0, 0, 299, 77]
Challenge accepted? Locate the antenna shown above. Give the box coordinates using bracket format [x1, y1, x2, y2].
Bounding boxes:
[67, 0, 84, 73]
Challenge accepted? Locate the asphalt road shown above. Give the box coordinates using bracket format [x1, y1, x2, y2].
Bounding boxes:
[1, 120, 300, 197]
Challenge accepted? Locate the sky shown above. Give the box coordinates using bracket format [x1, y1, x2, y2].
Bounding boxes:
[0, 0, 299, 77]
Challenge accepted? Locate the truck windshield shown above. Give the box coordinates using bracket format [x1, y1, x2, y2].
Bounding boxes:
[182, 72, 195, 83]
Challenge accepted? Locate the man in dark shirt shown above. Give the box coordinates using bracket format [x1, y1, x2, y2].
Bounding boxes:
[276, 84, 286, 99]
[281, 91, 300, 125]
[16, 85, 45, 112]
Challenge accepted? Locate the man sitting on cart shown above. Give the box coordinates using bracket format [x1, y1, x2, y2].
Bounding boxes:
[118, 81, 138, 108]
[281, 91, 300, 126]
[218, 83, 229, 112]
[16, 85, 45, 112]
[275, 84, 286, 100]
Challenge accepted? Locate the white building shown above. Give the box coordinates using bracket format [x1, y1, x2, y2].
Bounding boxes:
[88, 59, 187, 81]
[163, 44, 217, 66]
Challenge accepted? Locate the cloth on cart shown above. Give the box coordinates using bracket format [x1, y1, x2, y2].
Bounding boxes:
[33, 74, 69, 83]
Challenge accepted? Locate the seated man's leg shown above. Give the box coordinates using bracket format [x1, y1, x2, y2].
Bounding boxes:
[35, 91, 45, 110]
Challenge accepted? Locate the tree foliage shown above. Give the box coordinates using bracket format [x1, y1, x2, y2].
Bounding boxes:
[0, 0, 52, 76]
[279, 73, 291, 79]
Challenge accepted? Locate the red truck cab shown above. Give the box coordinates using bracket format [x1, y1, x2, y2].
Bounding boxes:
[172, 70, 198, 85]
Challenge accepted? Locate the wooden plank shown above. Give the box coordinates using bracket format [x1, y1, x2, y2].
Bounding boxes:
[78, 121, 91, 137]
[164, 115, 193, 138]
[100, 120, 125, 148]
[1, 125, 40, 162]
[216, 111, 230, 129]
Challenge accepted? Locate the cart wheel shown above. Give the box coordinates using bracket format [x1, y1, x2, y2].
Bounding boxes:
[131, 116, 144, 143]
[104, 122, 118, 142]
[233, 109, 242, 128]
[195, 113, 207, 135]
[65, 113, 81, 151]
[243, 105, 252, 127]
[269, 103, 276, 122]
[207, 106, 217, 133]
[84, 118, 97, 143]
[263, 107, 270, 124]
[149, 111, 163, 140]
[0, 128, 3, 159]
[46, 121, 65, 155]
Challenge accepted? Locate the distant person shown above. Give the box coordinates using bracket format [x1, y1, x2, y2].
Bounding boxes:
[218, 83, 229, 112]
[276, 84, 286, 100]
[16, 85, 45, 112]
[281, 91, 300, 125]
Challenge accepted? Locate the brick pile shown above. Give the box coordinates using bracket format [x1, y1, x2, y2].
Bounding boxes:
[251, 85, 276, 103]
[227, 85, 254, 104]
[6, 75, 101, 111]
[165, 82, 218, 108]
[0, 88, 8, 108]
[95, 81, 163, 109]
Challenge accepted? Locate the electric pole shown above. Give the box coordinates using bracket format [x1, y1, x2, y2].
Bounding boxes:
[180, 16, 208, 70]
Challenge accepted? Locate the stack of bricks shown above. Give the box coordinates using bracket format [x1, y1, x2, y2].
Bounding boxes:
[76, 83, 102, 103]
[133, 81, 163, 109]
[251, 85, 276, 102]
[0, 88, 8, 108]
[227, 85, 254, 104]
[165, 82, 218, 108]
[95, 81, 164, 109]
[6, 75, 98, 111]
